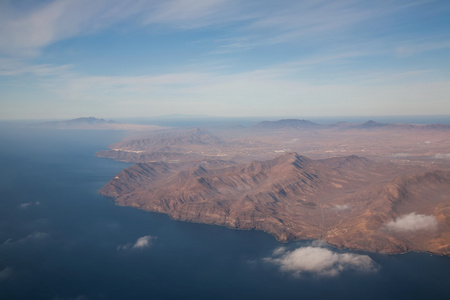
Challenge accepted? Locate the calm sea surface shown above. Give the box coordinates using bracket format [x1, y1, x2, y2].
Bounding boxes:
[1, 123, 450, 299]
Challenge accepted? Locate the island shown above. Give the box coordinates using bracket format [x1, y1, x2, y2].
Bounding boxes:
[97, 119, 450, 255]
[35, 117, 166, 131]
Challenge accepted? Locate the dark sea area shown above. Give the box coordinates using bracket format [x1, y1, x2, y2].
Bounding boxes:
[1, 120, 450, 299]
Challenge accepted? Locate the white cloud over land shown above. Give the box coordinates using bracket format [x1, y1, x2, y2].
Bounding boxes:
[265, 244, 378, 278]
[385, 213, 438, 232]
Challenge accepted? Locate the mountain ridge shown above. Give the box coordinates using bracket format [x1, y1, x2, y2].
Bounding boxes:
[100, 152, 450, 255]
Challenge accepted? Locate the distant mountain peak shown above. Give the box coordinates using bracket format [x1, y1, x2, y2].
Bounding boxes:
[275, 152, 310, 164]
[363, 120, 386, 126]
[68, 117, 119, 124]
[36, 116, 120, 128]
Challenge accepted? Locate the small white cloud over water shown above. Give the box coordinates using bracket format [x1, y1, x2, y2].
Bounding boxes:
[117, 235, 156, 251]
[385, 212, 438, 232]
[19, 202, 32, 208]
[1, 231, 48, 247]
[272, 246, 286, 256]
[26, 231, 48, 239]
[265, 242, 378, 277]
[0, 268, 13, 281]
[133, 235, 154, 249]
[19, 201, 40, 209]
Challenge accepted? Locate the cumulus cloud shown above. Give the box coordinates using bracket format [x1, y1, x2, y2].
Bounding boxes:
[385, 213, 438, 232]
[117, 235, 156, 251]
[265, 242, 378, 277]
[133, 235, 155, 249]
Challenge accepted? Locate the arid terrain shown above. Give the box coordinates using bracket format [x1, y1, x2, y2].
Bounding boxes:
[98, 119, 450, 255]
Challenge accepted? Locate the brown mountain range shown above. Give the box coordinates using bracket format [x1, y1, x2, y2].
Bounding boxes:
[100, 152, 450, 255]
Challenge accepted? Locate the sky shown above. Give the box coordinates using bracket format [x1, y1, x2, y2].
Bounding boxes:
[0, 0, 449, 120]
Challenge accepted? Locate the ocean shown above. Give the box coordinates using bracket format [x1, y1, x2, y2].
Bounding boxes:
[1, 123, 449, 299]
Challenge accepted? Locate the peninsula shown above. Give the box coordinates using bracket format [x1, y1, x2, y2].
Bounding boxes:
[98, 119, 450, 255]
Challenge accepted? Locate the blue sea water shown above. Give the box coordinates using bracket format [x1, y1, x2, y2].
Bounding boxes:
[0, 123, 450, 299]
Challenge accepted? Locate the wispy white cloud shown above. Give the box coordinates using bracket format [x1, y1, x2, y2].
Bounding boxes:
[211, 0, 441, 53]
[19, 201, 40, 209]
[1, 1, 449, 119]
[265, 242, 378, 277]
[2, 0, 440, 58]
[0, 0, 148, 56]
[19, 202, 33, 209]
[12, 60, 448, 118]
[248, 1, 374, 36]
[396, 40, 450, 57]
[385, 213, 438, 232]
[117, 235, 156, 251]
[1, 232, 49, 247]
[0, 268, 13, 281]
[0, 0, 249, 57]
[20, 231, 49, 241]
[64, 72, 209, 92]
[143, 0, 251, 29]
[0, 58, 72, 76]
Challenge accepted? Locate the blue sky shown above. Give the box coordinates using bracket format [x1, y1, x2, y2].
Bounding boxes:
[1, 0, 449, 119]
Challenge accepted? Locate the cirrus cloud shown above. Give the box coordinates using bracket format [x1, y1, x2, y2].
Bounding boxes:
[265, 242, 378, 277]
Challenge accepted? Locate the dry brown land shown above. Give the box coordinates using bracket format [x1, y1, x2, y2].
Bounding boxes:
[97, 121, 450, 255]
